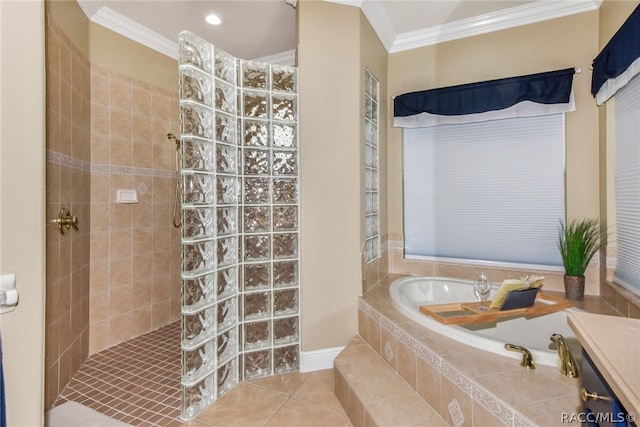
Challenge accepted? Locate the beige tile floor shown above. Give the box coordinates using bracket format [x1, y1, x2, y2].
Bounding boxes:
[183, 370, 351, 427]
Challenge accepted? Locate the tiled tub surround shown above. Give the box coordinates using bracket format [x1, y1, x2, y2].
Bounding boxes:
[335, 336, 449, 426]
[600, 275, 640, 319]
[372, 235, 640, 320]
[356, 275, 626, 427]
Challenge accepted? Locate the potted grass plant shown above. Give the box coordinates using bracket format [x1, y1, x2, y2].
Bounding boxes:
[557, 218, 607, 300]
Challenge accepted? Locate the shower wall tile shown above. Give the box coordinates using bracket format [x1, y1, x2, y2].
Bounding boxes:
[91, 71, 109, 106]
[89, 262, 109, 293]
[90, 289, 108, 323]
[111, 136, 133, 166]
[91, 133, 110, 164]
[132, 279, 152, 310]
[88, 65, 181, 356]
[45, 18, 92, 409]
[133, 115, 153, 145]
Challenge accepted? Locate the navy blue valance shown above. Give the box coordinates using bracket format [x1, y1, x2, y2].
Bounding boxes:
[591, 4, 640, 105]
[394, 68, 575, 128]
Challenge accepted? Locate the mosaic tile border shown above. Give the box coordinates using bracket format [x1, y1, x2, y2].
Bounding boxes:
[47, 150, 90, 171]
[357, 298, 537, 427]
[47, 150, 176, 178]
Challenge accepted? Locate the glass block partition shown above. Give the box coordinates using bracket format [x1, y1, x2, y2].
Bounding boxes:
[364, 69, 380, 263]
[178, 31, 299, 420]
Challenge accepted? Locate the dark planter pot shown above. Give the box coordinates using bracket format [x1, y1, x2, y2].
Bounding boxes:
[564, 274, 585, 300]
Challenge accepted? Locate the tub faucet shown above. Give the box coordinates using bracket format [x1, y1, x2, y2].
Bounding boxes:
[504, 343, 536, 369]
[550, 333, 579, 378]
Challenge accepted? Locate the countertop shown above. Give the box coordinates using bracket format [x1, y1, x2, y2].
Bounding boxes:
[568, 311, 640, 416]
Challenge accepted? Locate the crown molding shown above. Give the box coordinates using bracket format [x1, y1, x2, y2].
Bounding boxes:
[80, 4, 296, 65]
[252, 49, 297, 66]
[328, 0, 601, 54]
[389, 0, 603, 53]
[79, 1, 602, 62]
[360, 0, 396, 51]
[91, 6, 179, 59]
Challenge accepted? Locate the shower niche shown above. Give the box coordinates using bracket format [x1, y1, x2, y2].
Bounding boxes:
[178, 32, 299, 419]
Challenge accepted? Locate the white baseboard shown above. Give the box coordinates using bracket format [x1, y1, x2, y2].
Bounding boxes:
[299, 346, 345, 372]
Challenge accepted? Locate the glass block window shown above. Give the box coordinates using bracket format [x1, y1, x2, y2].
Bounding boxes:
[178, 31, 299, 420]
[364, 69, 380, 263]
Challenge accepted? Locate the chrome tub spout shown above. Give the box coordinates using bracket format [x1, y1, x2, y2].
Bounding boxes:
[550, 333, 579, 378]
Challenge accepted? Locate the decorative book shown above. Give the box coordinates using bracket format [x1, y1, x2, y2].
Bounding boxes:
[489, 276, 544, 309]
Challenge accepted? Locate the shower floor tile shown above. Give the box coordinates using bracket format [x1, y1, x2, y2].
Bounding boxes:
[55, 321, 350, 427]
[55, 321, 183, 426]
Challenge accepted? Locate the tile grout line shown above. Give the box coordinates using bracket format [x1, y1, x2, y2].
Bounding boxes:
[55, 320, 183, 426]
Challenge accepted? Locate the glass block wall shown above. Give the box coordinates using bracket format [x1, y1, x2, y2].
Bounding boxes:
[177, 32, 299, 420]
[364, 69, 380, 263]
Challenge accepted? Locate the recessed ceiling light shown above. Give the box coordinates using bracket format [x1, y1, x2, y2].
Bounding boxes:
[205, 13, 222, 26]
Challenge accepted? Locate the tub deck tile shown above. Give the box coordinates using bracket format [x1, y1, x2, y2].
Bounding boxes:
[334, 337, 447, 427]
[357, 274, 590, 426]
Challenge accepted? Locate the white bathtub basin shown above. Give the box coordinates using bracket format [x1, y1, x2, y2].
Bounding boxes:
[389, 276, 582, 367]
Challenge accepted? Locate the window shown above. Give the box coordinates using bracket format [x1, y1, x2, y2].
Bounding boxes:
[613, 73, 640, 295]
[403, 114, 565, 268]
[364, 69, 379, 263]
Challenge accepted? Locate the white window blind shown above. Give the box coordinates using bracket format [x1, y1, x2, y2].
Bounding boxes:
[613, 73, 640, 295]
[403, 114, 565, 267]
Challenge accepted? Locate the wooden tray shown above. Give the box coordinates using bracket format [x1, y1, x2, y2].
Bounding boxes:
[418, 292, 572, 325]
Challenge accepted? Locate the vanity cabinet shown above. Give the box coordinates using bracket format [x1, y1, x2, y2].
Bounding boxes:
[581, 350, 637, 427]
[568, 312, 639, 427]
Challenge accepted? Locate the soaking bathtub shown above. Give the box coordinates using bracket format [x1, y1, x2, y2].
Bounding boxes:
[389, 276, 582, 367]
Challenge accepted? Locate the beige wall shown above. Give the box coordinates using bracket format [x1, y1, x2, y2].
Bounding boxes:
[90, 23, 178, 92]
[298, 1, 364, 351]
[598, 1, 639, 47]
[46, 0, 90, 58]
[0, 1, 46, 425]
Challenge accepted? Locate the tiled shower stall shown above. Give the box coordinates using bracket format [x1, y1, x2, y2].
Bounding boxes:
[45, 15, 182, 409]
[178, 32, 300, 419]
[45, 14, 299, 419]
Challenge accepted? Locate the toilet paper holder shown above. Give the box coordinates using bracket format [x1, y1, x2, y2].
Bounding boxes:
[51, 207, 79, 235]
